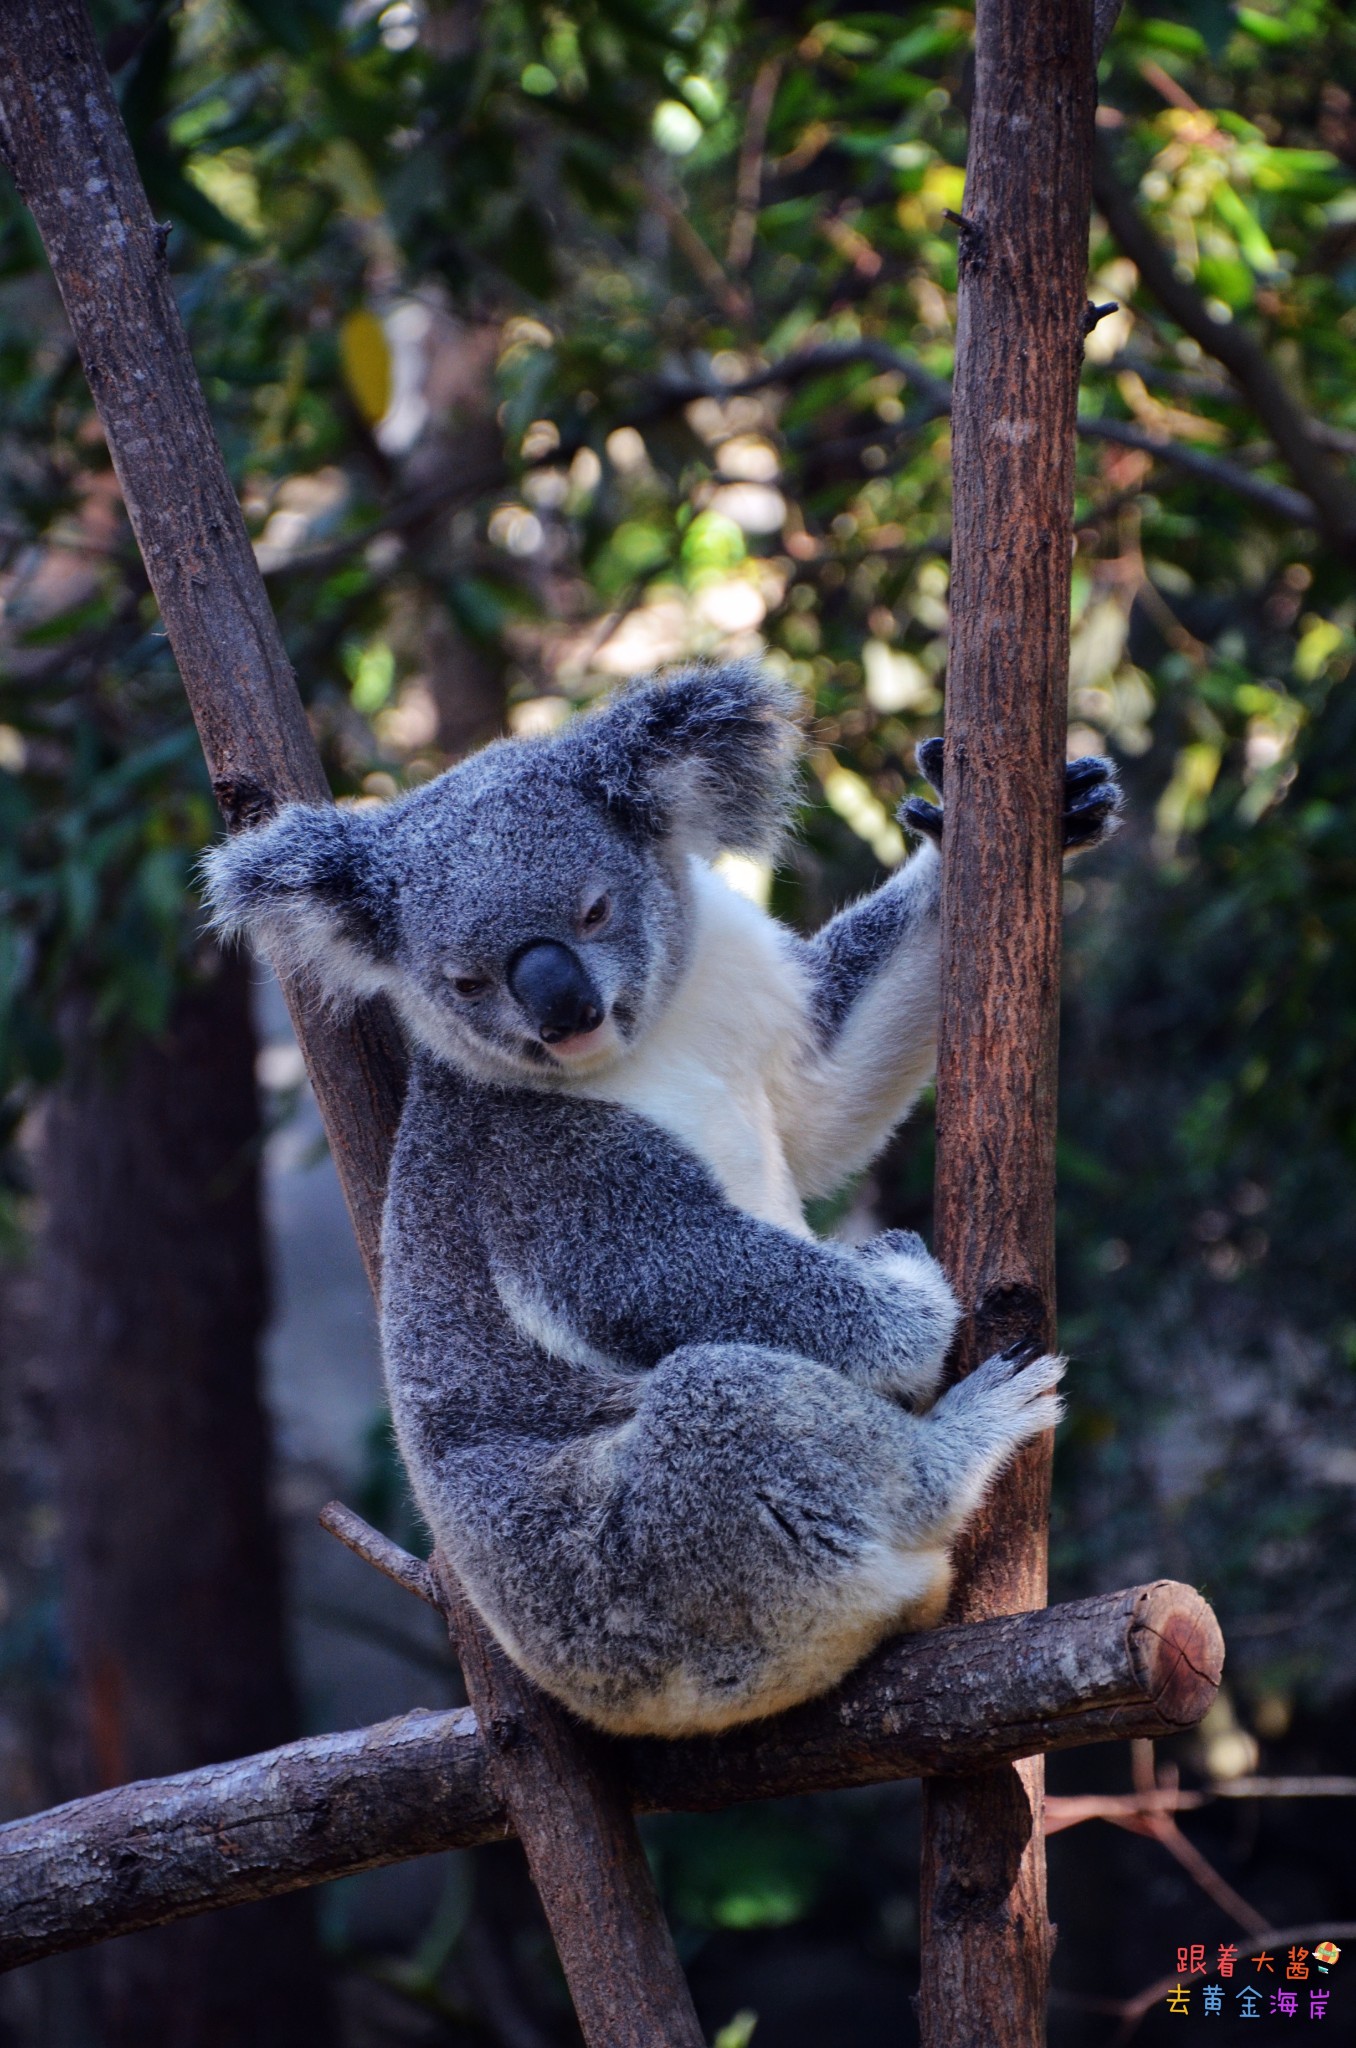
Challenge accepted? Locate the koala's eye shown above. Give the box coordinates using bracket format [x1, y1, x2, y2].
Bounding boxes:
[450, 973, 491, 999]
[580, 893, 611, 933]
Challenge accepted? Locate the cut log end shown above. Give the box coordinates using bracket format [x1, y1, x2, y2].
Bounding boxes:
[1128, 1580, 1226, 1727]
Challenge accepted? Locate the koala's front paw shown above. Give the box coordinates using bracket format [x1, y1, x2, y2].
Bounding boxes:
[900, 739, 1123, 856]
[1061, 755, 1123, 852]
[855, 1230, 959, 1407]
[859, 1227, 931, 1266]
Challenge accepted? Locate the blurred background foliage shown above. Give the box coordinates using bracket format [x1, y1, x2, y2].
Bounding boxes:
[2, 0, 1356, 2042]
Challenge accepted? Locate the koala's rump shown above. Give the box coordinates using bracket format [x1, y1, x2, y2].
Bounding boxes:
[395, 1336, 950, 1738]
[378, 1061, 951, 1736]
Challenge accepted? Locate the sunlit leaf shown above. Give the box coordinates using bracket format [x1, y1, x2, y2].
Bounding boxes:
[339, 309, 392, 425]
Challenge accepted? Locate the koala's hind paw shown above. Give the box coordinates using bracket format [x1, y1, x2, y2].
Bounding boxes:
[936, 1346, 1066, 1447]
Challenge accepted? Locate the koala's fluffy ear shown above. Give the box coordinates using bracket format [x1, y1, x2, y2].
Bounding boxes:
[567, 662, 802, 857]
[202, 803, 397, 1000]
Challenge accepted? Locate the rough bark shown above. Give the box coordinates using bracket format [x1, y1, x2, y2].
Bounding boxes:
[0, 1580, 1223, 1972]
[38, 955, 330, 2047]
[1093, 0, 1123, 60]
[437, 1563, 706, 2048]
[919, 3, 1097, 2045]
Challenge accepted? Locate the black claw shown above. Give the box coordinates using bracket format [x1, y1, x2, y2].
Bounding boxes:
[915, 737, 945, 793]
[1064, 754, 1115, 796]
[900, 797, 944, 845]
[1064, 812, 1116, 848]
[998, 1337, 1043, 1369]
[1063, 794, 1122, 848]
[1066, 786, 1118, 821]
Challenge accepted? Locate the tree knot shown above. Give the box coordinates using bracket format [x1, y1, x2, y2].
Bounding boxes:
[213, 774, 278, 833]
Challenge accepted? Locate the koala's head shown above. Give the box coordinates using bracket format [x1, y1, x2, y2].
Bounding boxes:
[204, 663, 801, 1086]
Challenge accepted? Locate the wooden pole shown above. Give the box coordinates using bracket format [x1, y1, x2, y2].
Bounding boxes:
[0, 10, 703, 2044]
[918, 2, 1097, 2044]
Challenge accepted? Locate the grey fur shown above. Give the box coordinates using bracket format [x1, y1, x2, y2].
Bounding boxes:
[205, 664, 1115, 1736]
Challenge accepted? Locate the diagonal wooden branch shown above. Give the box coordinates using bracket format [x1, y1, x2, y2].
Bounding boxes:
[0, 3, 403, 1277]
[1092, 131, 1356, 563]
[1093, 0, 1125, 62]
[320, 1505, 708, 2048]
[0, 10, 701, 2043]
[432, 1559, 708, 2048]
[1075, 415, 1315, 525]
[727, 55, 783, 271]
[319, 1500, 440, 1608]
[0, 1578, 1222, 1973]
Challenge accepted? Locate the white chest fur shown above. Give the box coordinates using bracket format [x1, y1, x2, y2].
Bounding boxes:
[573, 862, 813, 1236]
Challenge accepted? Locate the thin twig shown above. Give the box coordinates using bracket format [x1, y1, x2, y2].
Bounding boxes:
[1093, 0, 1125, 59]
[262, 331, 1318, 588]
[633, 176, 751, 323]
[1046, 1774, 1356, 1835]
[1140, 1810, 1268, 1936]
[1216, 1775, 1356, 1798]
[1045, 1788, 1203, 1834]
[1129, 571, 1212, 662]
[727, 57, 782, 271]
[1077, 414, 1314, 524]
[319, 1499, 441, 1611]
[1139, 58, 1212, 120]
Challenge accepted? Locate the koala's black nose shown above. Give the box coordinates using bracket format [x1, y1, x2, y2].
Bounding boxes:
[507, 941, 603, 1044]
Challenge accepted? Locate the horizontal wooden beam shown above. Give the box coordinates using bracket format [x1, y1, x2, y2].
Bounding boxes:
[0, 1580, 1221, 1973]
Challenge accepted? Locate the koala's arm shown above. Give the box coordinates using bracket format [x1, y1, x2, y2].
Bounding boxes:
[480, 1099, 958, 1404]
[781, 747, 1124, 1199]
[781, 841, 941, 1202]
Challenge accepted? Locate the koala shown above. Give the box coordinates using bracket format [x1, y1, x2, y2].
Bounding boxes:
[205, 664, 1120, 1738]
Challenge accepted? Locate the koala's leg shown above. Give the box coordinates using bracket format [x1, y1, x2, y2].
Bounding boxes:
[888, 1341, 1067, 1541]
[488, 1340, 1062, 1738]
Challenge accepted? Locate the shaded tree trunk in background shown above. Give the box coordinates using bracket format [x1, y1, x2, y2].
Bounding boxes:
[38, 950, 330, 2048]
[426, 604, 510, 759]
[410, 314, 510, 758]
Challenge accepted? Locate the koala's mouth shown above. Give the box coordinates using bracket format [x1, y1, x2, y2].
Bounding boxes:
[543, 1016, 621, 1064]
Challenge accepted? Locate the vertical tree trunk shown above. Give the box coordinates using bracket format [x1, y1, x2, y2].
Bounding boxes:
[917, 3, 1096, 2045]
[40, 950, 331, 2048]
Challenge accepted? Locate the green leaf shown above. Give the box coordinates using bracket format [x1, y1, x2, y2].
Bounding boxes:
[1236, 7, 1294, 47]
[141, 151, 258, 251]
